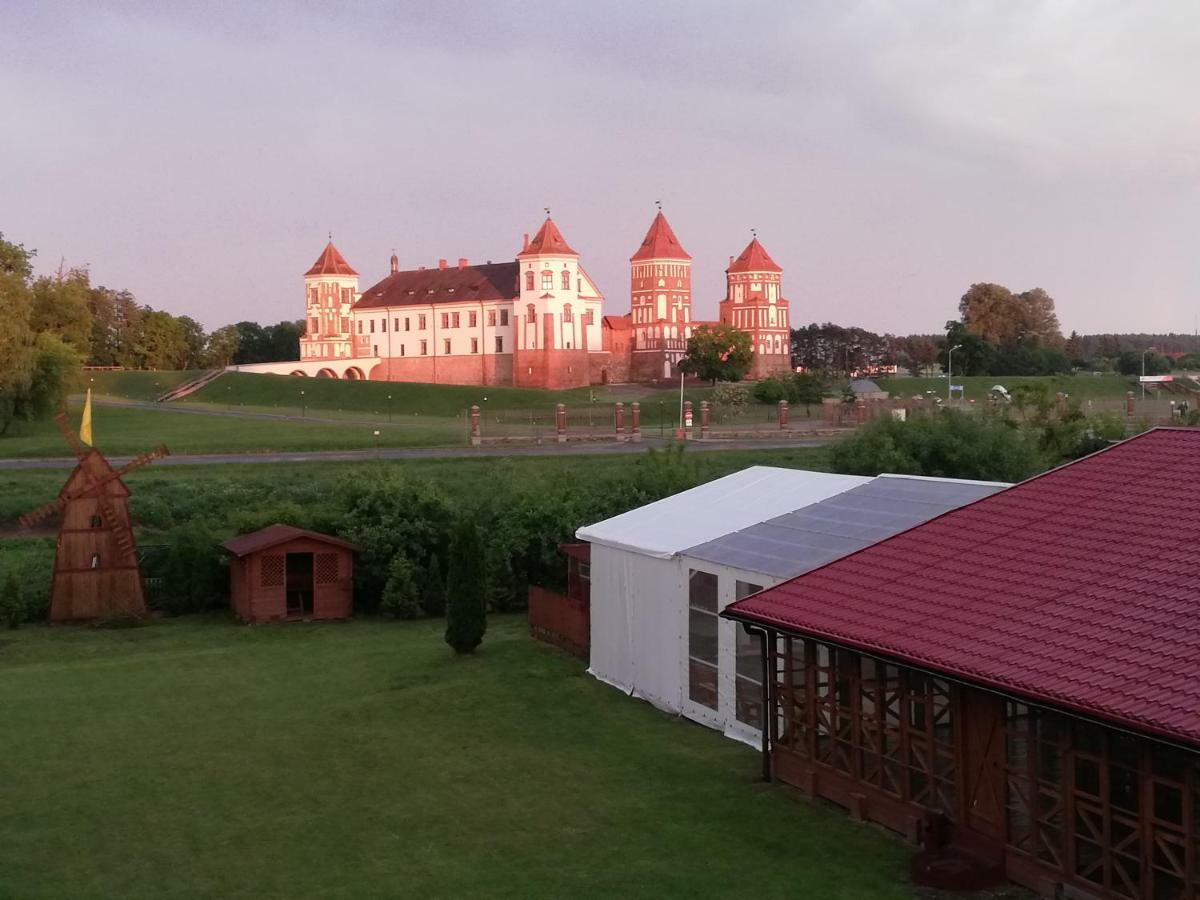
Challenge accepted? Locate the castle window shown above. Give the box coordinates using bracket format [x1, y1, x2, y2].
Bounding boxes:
[400, 344, 405, 357]
[470, 338, 479, 354]
[340, 317, 349, 332]
[370, 320, 375, 333]
[420, 340, 428, 355]
[404, 317, 410, 331]
[469, 311, 477, 328]
[418, 315, 427, 330]
[526, 304, 536, 324]
[357, 321, 363, 334]
[561, 270, 571, 290]
[562, 304, 573, 322]
[452, 312, 460, 328]
[373, 344, 379, 356]
[495, 336, 504, 353]
[487, 310, 496, 327]
[440, 313, 449, 329]
[309, 317, 319, 334]
[584, 310, 594, 325]
[381, 318, 388, 332]
[443, 339, 451, 354]
[541, 271, 553, 290]
[525, 271, 534, 291]
[500, 309, 509, 326]
[393, 318, 400, 331]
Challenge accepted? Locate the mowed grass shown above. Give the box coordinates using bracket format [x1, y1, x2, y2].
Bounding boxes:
[0, 403, 465, 458]
[0, 617, 914, 899]
[84, 369, 205, 401]
[880, 373, 1138, 403]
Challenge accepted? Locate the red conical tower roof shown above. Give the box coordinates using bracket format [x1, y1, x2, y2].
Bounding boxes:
[305, 241, 358, 277]
[519, 217, 578, 257]
[630, 211, 690, 262]
[726, 236, 781, 274]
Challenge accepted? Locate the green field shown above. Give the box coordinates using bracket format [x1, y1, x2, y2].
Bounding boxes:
[83, 369, 205, 401]
[879, 373, 1138, 403]
[0, 616, 913, 899]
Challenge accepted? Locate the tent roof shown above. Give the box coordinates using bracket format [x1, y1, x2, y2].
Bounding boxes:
[723, 429, 1200, 749]
[683, 474, 1008, 578]
[576, 467, 870, 559]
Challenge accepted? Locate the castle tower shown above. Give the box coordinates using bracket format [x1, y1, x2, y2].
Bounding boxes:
[512, 216, 592, 388]
[629, 210, 692, 381]
[298, 241, 360, 362]
[718, 236, 791, 378]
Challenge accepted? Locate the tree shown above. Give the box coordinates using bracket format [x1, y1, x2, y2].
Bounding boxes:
[204, 325, 241, 368]
[86, 287, 142, 367]
[421, 553, 446, 617]
[444, 520, 487, 654]
[938, 321, 994, 376]
[267, 321, 304, 362]
[831, 410, 1044, 482]
[959, 283, 1062, 348]
[0, 572, 22, 628]
[381, 554, 422, 619]
[0, 232, 34, 279]
[31, 269, 93, 357]
[791, 373, 827, 413]
[177, 316, 207, 369]
[679, 324, 752, 383]
[1064, 331, 1083, 366]
[233, 322, 272, 364]
[1015, 288, 1064, 348]
[1117, 350, 1170, 377]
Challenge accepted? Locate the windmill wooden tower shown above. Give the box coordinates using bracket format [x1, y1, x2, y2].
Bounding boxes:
[19, 413, 168, 621]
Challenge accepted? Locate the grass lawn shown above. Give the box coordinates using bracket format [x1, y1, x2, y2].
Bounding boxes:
[84, 369, 205, 401]
[0, 616, 915, 899]
[879, 373, 1137, 403]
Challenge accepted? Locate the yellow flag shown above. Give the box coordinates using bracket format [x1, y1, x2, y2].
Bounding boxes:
[79, 389, 93, 446]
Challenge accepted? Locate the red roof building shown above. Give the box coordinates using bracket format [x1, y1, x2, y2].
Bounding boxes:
[719, 236, 791, 379]
[626, 210, 696, 381]
[723, 428, 1200, 897]
[304, 241, 359, 277]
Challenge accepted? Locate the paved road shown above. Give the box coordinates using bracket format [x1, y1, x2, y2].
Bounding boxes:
[0, 437, 832, 470]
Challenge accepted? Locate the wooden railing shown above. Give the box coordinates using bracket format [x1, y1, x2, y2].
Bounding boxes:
[527, 586, 589, 660]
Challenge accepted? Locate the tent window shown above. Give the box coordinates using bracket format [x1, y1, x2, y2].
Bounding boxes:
[734, 581, 765, 727]
[688, 570, 719, 710]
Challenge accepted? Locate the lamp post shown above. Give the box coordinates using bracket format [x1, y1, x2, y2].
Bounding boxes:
[1141, 347, 1156, 400]
[947, 344, 962, 404]
[300, 389, 306, 418]
[387, 393, 392, 423]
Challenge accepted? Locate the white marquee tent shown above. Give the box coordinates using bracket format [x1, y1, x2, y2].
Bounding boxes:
[579, 468, 1008, 746]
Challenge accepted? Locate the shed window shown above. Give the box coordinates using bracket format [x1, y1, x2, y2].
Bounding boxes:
[90, 553, 101, 569]
[89, 514, 102, 528]
[688, 570, 720, 710]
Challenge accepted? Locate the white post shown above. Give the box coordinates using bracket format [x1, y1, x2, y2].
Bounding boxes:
[946, 345, 961, 404]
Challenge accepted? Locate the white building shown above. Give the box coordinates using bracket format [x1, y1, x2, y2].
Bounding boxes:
[578, 469, 1007, 746]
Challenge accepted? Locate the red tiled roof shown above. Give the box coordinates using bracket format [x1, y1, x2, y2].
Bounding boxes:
[726, 237, 781, 273]
[354, 262, 518, 309]
[519, 217, 578, 257]
[222, 523, 361, 558]
[724, 429, 1200, 748]
[602, 314, 632, 330]
[631, 211, 690, 262]
[305, 241, 358, 277]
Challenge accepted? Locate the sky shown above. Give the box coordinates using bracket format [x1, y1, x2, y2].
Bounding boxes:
[2, 1, 1198, 335]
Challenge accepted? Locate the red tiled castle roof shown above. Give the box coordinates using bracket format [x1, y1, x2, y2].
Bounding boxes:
[519, 217, 578, 257]
[355, 262, 519, 309]
[630, 211, 690, 262]
[726, 237, 781, 274]
[725, 428, 1200, 748]
[305, 241, 358, 277]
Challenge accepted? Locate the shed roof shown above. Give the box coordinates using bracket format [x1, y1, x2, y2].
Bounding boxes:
[684, 474, 1008, 578]
[576, 467, 870, 559]
[724, 429, 1200, 748]
[222, 524, 361, 558]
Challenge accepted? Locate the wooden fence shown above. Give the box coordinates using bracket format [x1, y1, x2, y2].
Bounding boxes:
[527, 585, 589, 660]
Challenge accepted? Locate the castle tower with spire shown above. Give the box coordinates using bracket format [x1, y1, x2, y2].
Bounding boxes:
[298, 241, 360, 362]
[718, 236, 791, 378]
[629, 210, 693, 381]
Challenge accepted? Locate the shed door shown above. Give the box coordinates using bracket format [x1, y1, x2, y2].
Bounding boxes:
[960, 688, 1006, 840]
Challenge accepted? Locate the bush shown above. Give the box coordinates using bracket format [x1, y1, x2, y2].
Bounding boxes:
[380, 554, 422, 619]
[1, 572, 22, 629]
[751, 377, 788, 405]
[445, 519, 486, 655]
[149, 521, 226, 616]
[709, 384, 750, 422]
[421, 553, 446, 617]
[831, 410, 1044, 482]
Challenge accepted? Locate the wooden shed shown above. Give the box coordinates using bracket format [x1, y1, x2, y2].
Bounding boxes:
[222, 524, 359, 623]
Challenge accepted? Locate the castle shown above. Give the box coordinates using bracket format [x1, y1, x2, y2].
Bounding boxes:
[288, 212, 791, 388]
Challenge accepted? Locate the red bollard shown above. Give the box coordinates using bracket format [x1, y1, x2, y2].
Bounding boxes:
[1126, 391, 1135, 417]
[778, 399, 789, 430]
[682, 400, 693, 440]
[630, 402, 641, 443]
[700, 401, 710, 439]
[470, 404, 481, 446]
[614, 402, 624, 438]
[555, 403, 566, 443]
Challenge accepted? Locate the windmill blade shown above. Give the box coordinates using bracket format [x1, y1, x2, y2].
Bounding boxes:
[112, 445, 170, 478]
[54, 412, 89, 461]
[19, 497, 66, 529]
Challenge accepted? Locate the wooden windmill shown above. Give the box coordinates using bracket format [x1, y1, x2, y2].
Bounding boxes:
[19, 412, 168, 621]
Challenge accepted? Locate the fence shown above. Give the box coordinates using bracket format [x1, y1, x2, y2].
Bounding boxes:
[527, 585, 589, 660]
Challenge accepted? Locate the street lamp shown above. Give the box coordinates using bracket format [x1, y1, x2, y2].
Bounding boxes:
[947, 345, 962, 404]
[300, 389, 306, 418]
[387, 393, 392, 423]
[1141, 347, 1156, 400]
